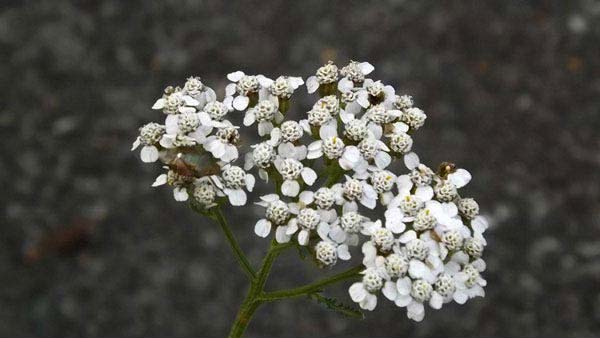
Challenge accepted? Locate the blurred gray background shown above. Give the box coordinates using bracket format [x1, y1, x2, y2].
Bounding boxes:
[2, 0, 600, 337]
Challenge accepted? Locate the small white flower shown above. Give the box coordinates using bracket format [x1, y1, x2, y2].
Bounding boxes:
[306, 61, 338, 94]
[358, 138, 392, 170]
[434, 179, 458, 202]
[394, 95, 414, 110]
[362, 220, 400, 255]
[448, 260, 487, 303]
[273, 191, 330, 246]
[225, 71, 271, 110]
[254, 194, 291, 238]
[314, 240, 350, 267]
[349, 268, 384, 311]
[192, 179, 218, 208]
[269, 76, 304, 98]
[278, 120, 304, 142]
[274, 158, 317, 197]
[152, 89, 200, 115]
[327, 211, 369, 245]
[132, 122, 165, 163]
[183, 76, 217, 108]
[203, 123, 240, 162]
[401, 107, 427, 130]
[344, 119, 369, 142]
[203, 100, 232, 122]
[306, 105, 334, 127]
[243, 100, 284, 136]
[332, 176, 377, 210]
[387, 131, 413, 155]
[152, 168, 193, 202]
[339, 60, 374, 85]
[212, 165, 255, 206]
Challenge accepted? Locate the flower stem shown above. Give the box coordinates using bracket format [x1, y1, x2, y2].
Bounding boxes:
[200, 205, 360, 338]
[228, 240, 291, 338]
[258, 265, 363, 301]
[210, 207, 256, 280]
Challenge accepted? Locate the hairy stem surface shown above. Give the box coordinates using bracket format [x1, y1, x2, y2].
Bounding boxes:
[204, 206, 256, 279]
[199, 205, 361, 338]
[259, 265, 363, 301]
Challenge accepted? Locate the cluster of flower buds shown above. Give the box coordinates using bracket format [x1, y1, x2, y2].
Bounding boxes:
[133, 61, 488, 322]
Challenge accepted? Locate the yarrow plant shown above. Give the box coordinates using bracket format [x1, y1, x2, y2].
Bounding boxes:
[132, 62, 489, 337]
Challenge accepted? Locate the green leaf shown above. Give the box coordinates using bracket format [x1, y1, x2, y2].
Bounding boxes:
[308, 293, 364, 319]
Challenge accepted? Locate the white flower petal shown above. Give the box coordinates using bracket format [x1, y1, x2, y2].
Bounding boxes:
[337, 244, 351, 260]
[258, 121, 273, 136]
[448, 169, 472, 188]
[359, 62, 375, 75]
[349, 283, 367, 302]
[415, 186, 434, 202]
[233, 95, 250, 111]
[243, 111, 256, 126]
[396, 277, 412, 295]
[317, 223, 330, 240]
[140, 146, 159, 163]
[382, 281, 398, 301]
[281, 180, 300, 197]
[301, 168, 317, 185]
[319, 123, 338, 139]
[245, 174, 255, 192]
[329, 225, 347, 243]
[288, 76, 304, 89]
[374, 151, 391, 169]
[254, 219, 272, 238]
[183, 95, 199, 106]
[165, 114, 179, 135]
[286, 220, 299, 235]
[361, 293, 377, 311]
[395, 294, 412, 307]
[453, 290, 468, 304]
[257, 75, 273, 88]
[131, 137, 141, 151]
[228, 189, 247, 206]
[225, 83, 237, 96]
[173, 186, 189, 201]
[472, 216, 489, 233]
[227, 71, 245, 82]
[357, 92, 370, 108]
[152, 98, 165, 110]
[407, 301, 425, 321]
[396, 175, 413, 194]
[429, 292, 443, 309]
[298, 229, 310, 246]
[299, 190, 314, 205]
[403, 152, 420, 170]
[338, 77, 354, 92]
[360, 195, 377, 210]
[398, 230, 417, 244]
[306, 76, 319, 93]
[275, 225, 291, 243]
[152, 174, 168, 187]
[472, 258, 487, 272]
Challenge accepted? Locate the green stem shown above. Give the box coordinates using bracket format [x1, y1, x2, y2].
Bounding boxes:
[227, 288, 261, 338]
[259, 265, 363, 301]
[197, 204, 360, 337]
[227, 240, 292, 338]
[210, 207, 256, 280]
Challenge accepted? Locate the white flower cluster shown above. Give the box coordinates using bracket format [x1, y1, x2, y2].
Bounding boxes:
[132, 77, 255, 206]
[133, 61, 488, 322]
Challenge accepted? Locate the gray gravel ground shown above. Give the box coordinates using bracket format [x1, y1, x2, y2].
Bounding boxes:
[2, 1, 600, 337]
